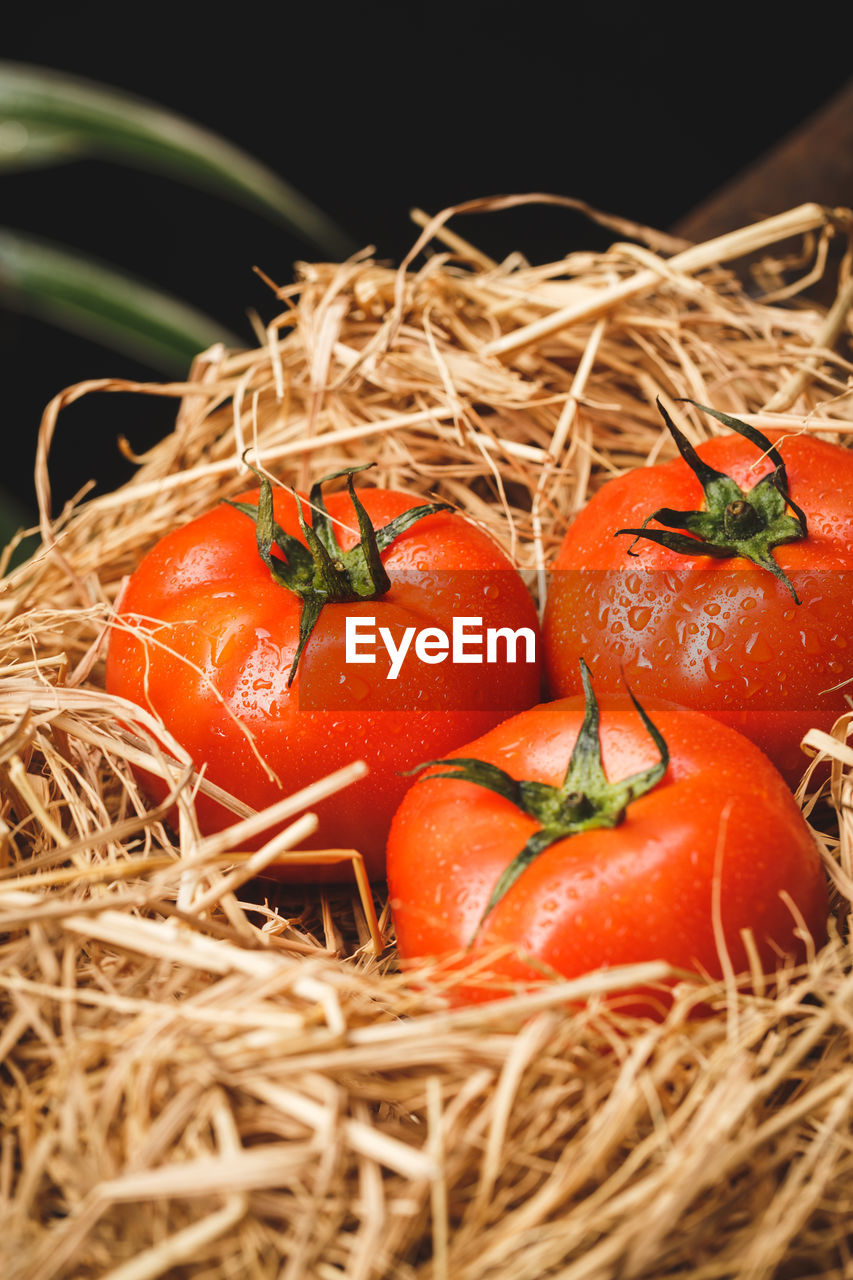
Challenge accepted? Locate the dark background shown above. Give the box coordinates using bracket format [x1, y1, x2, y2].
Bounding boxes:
[3, 5, 852, 524]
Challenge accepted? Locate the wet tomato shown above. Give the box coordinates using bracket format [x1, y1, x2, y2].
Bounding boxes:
[105, 467, 542, 878]
[543, 402, 853, 785]
[387, 665, 828, 1007]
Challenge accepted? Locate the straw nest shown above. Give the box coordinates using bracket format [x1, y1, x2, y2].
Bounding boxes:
[3, 195, 853, 1279]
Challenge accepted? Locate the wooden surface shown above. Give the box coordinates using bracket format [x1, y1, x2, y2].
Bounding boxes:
[673, 79, 853, 241]
[673, 79, 853, 305]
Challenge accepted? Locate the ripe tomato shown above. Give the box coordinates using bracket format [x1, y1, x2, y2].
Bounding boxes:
[105, 469, 542, 878]
[387, 672, 828, 1007]
[543, 403, 853, 785]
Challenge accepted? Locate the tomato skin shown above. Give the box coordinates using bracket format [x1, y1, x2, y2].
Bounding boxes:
[387, 698, 828, 1006]
[543, 432, 853, 785]
[105, 485, 542, 879]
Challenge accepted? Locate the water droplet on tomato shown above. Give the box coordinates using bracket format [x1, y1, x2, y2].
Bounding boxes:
[627, 606, 652, 631]
[252, 677, 273, 692]
[799, 629, 821, 655]
[212, 621, 244, 668]
[704, 602, 721, 616]
[483, 583, 500, 601]
[745, 633, 773, 662]
[704, 654, 736, 681]
[706, 624, 725, 650]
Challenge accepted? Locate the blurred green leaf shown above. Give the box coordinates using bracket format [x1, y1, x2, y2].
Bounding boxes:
[0, 62, 356, 259]
[0, 119, 83, 170]
[0, 227, 242, 375]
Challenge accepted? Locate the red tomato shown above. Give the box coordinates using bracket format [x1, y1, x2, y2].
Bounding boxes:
[105, 474, 542, 879]
[543, 404, 853, 785]
[387, 691, 828, 1008]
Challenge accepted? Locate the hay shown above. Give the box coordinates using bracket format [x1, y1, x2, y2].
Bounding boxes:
[2, 194, 853, 1278]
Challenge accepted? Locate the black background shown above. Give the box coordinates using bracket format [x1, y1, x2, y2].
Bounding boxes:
[3, 5, 852, 521]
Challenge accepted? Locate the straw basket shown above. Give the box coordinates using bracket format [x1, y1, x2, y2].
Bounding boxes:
[2, 196, 853, 1279]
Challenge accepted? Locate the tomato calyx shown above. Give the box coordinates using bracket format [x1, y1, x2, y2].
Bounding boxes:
[615, 398, 808, 602]
[409, 659, 669, 937]
[228, 462, 452, 685]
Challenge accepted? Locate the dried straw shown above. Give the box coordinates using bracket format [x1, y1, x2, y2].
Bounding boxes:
[2, 196, 853, 1278]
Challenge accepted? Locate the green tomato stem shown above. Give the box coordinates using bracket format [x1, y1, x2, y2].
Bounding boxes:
[615, 398, 808, 602]
[228, 462, 452, 686]
[408, 659, 669, 940]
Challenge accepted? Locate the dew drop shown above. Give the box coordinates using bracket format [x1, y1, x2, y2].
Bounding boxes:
[799, 629, 821, 655]
[704, 654, 736, 681]
[745, 633, 773, 663]
[627, 606, 653, 631]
